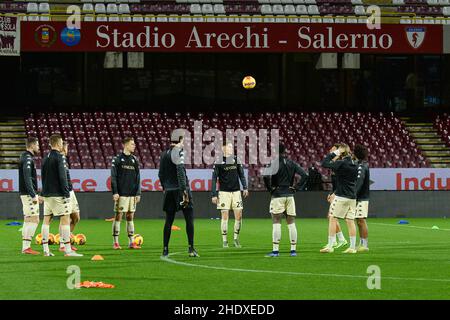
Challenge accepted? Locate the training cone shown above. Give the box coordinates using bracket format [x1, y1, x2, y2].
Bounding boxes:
[398, 220, 409, 224]
[91, 255, 104, 261]
[171, 225, 181, 231]
[432, 226, 440, 230]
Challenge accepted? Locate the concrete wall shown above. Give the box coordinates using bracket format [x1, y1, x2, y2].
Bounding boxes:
[2, 191, 450, 219]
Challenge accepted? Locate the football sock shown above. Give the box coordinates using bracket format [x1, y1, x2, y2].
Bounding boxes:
[59, 224, 65, 249]
[233, 220, 241, 240]
[272, 223, 281, 252]
[22, 222, 31, 251]
[42, 224, 50, 253]
[328, 236, 335, 249]
[127, 221, 135, 245]
[288, 223, 297, 251]
[61, 224, 72, 254]
[350, 236, 356, 250]
[361, 238, 368, 248]
[112, 220, 121, 244]
[221, 218, 228, 242]
[336, 232, 345, 242]
[22, 222, 38, 251]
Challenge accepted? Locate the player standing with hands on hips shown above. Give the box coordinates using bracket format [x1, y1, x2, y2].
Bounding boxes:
[111, 137, 141, 250]
[19, 137, 42, 255]
[211, 142, 249, 248]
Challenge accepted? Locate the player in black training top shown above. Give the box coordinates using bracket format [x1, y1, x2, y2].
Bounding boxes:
[41, 134, 82, 257]
[58, 141, 80, 253]
[320, 143, 358, 254]
[159, 133, 199, 258]
[263, 144, 308, 257]
[211, 142, 248, 248]
[353, 144, 370, 252]
[18, 137, 41, 255]
[111, 137, 141, 250]
[322, 143, 348, 250]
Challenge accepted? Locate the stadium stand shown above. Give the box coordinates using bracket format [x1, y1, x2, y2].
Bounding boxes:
[22, 112, 430, 189]
[1, 0, 450, 23]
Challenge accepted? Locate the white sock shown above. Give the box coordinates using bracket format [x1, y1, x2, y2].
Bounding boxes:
[61, 224, 72, 253]
[272, 223, 281, 252]
[42, 224, 50, 253]
[59, 224, 65, 249]
[112, 220, 121, 244]
[361, 238, 368, 248]
[336, 231, 345, 242]
[22, 222, 31, 251]
[328, 236, 335, 249]
[287, 223, 297, 251]
[233, 220, 241, 240]
[127, 221, 135, 245]
[350, 236, 356, 250]
[221, 218, 228, 242]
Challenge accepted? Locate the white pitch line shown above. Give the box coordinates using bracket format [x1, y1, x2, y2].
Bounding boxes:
[371, 222, 450, 231]
[161, 253, 450, 283]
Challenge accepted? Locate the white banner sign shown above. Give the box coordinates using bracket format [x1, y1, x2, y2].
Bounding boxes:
[0, 169, 248, 192]
[1, 168, 449, 192]
[370, 168, 450, 191]
[0, 16, 20, 56]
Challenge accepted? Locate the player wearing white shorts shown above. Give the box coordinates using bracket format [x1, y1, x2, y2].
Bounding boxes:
[211, 142, 249, 248]
[58, 141, 80, 252]
[111, 137, 141, 250]
[353, 144, 370, 252]
[263, 144, 308, 257]
[322, 144, 348, 250]
[18, 137, 42, 255]
[320, 144, 359, 254]
[41, 134, 82, 257]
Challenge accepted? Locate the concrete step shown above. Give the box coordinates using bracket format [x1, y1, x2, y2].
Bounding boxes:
[0, 151, 21, 157]
[0, 133, 26, 138]
[414, 138, 443, 144]
[0, 127, 25, 133]
[428, 157, 450, 163]
[431, 163, 450, 168]
[419, 145, 448, 150]
[423, 150, 450, 157]
[410, 132, 440, 138]
[0, 138, 26, 145]
[407, 126, 436, 133]
[0, 121, 24, 126]
[0, 146, 23, 151]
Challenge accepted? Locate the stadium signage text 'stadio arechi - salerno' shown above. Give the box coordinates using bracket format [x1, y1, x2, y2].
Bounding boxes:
[21, 22, 445, 53]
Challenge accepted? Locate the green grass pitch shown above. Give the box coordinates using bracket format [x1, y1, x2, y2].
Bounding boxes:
[1, 218, 450, 300]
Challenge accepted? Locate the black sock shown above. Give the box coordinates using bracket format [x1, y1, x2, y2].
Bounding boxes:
[163, 211, 176, 248]
[183, 207, 194, 247]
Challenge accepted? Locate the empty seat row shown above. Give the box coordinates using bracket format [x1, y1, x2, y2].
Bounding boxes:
[26, 2, 49, 13]
[190, 3, 225, 13]
[261, 3, 319, 14]
[83, 3, 131, 13]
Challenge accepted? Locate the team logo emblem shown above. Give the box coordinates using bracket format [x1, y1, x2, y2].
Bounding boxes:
[34, 25, 57, 48]
[60, 27, 81, 47]
[405, 27, 426, 49]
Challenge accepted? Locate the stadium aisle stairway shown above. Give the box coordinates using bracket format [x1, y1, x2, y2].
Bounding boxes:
[0, 118, 26, 169]
[402, 117, 450, 168]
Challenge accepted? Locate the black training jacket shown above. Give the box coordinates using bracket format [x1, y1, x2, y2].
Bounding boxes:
[356, 160, 370, 201]
[111, 153, 141, 196]
[211, 155, 247, 197]
[41, 150, 70, 198]
[158, 146, 189, 191]
[19, 151, 38, 198]
[321, 153, 358, 199]
[63, 156, 73, 192]
[263, 156, 308, 198]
